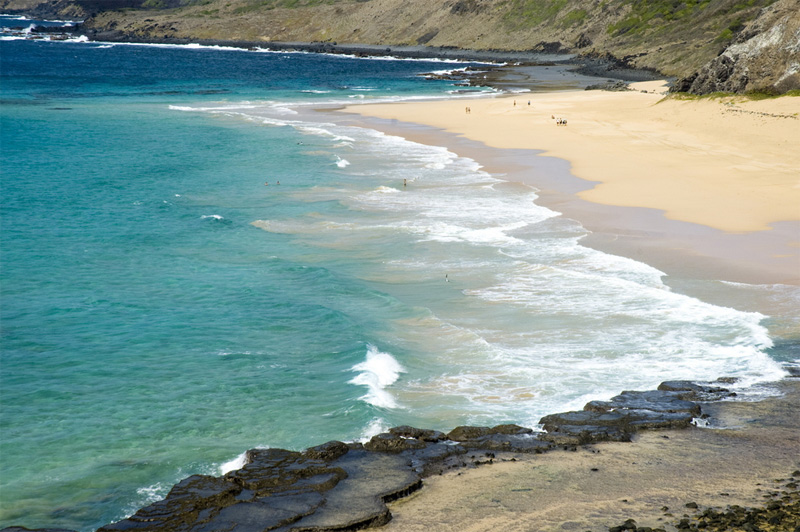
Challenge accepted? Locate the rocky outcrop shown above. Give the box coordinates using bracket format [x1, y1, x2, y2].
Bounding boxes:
[674, 0, 800, 94]
[2, 380, 737, 532]
[538, 382, 734, 445]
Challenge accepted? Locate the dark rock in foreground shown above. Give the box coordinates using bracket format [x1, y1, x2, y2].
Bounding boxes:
[3, 381, 735, 532]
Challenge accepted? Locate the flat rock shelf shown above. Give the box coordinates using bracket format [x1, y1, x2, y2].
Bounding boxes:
[2, 380, 750, 532]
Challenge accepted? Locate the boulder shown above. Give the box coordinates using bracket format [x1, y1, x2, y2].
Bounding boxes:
[364, 433, 427, 453]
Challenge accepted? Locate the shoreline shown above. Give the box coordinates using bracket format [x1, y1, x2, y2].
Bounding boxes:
[383, 378, 800, 532]
[333, 84, 800, 287]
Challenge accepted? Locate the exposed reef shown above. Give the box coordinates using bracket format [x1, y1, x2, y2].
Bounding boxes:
[2, 380, 740, 532]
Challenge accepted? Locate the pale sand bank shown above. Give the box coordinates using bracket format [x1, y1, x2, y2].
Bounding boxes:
[383, 380, 800, 532]
[339, 84, 800, 285]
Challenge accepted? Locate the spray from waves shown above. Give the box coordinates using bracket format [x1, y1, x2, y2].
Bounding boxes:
[219, 451, 249, 475]
[357, 418, 390, 443]
[335, 156, 351, 168]
[348, 345, 406, 409]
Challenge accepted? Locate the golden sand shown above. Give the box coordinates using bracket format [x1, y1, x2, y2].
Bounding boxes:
[341, 83, 800, 234]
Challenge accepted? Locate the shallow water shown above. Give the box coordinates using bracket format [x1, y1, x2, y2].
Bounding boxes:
[1, 21, 797, 531]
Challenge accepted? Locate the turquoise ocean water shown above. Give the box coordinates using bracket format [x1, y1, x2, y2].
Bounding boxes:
[1, 17, 798, 531]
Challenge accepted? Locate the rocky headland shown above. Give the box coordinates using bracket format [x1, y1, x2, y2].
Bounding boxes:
[2, 0, 799, 95]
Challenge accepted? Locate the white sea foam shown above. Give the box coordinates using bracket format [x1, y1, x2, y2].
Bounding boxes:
[425, 67, 470, 77]
[174, 92, 788, 429]
[201, 214, 224, 220]
[219, 451, 249, 474]
[349, 345, 406, 409]
[0, 14, 81, 23]
[335, 157, 350, 168]
[358, 418, 389, 442]
[136, 482, 168, 502]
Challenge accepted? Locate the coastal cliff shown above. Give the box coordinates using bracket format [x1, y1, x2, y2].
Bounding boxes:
[674, 0, 800, 94]
[3, 0, 799, 94]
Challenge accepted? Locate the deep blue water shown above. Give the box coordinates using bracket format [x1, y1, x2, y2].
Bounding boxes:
[1, 20, 797, 531]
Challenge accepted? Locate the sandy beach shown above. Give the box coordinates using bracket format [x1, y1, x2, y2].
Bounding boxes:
[338, 84, 800, 285]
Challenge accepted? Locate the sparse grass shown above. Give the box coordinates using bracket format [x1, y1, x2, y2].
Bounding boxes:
[559, 8, 587, 28]
[663, 90, 799, 102]
[606, 0, 713, 36]
[715, 17, 744, 42]
[229, 0, 339, 14]
[604, 0, 777, 39]
[502, 0, 569, 28]
[665, 91, 734, 100]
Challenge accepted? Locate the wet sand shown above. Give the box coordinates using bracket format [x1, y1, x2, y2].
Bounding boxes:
[382, 380, 800, 532]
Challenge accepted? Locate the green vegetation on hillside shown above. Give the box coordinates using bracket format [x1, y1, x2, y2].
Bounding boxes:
[606, 0, 776, 37]
[224, 0, 339, 14]
[502, 0, 570, 27]
[559, 8, 588, 27]
[607, 0, 711, 36]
